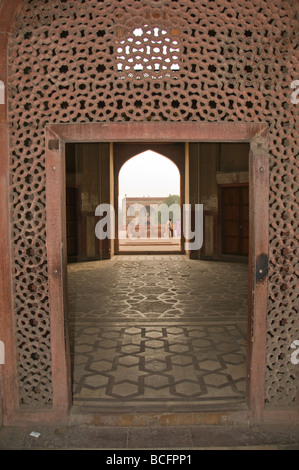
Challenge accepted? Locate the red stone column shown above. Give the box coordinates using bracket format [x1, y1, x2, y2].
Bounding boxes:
[0, 1, 22, 424]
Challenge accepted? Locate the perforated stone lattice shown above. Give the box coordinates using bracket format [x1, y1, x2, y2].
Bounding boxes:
[7, 0, 299, 407]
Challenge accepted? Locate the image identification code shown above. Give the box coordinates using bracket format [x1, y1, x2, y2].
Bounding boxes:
[106, 454, 192, 467]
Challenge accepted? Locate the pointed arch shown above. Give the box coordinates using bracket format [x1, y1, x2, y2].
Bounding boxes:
[114, 142, 185, 254]
[119, 149, 180, 199]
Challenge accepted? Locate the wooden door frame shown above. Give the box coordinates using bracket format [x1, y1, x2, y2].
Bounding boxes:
[1, 121, 269, 425]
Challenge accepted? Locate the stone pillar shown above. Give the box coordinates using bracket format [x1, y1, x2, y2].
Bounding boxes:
[0, 5, 21, 425]
[189, 143, 200, 260]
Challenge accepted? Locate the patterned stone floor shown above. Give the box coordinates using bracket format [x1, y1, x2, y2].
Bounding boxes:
[67, 255, 249, 410]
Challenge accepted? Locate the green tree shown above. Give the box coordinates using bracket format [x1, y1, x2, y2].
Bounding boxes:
[159, 194, 181, 223]
[152, 195, 181, 225]
[164, 194, 180, 207]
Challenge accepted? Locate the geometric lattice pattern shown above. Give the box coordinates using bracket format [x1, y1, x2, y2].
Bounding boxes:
[8, 0, 299, 407]
[67, 256, 249, 322]
[68, 256, 247, 407]
[71, 324, 247, 407]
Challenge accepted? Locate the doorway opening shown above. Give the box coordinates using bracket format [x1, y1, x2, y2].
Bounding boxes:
[44, 121, 269, 422]
[118, 150, 181, 254]
[65, 140, 251, 412]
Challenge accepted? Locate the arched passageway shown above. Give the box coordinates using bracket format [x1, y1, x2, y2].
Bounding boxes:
[118, 150, 181, 253]
[113, 142, 186, 256]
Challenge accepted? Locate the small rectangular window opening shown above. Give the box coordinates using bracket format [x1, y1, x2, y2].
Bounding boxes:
[116, 25, 180, 79]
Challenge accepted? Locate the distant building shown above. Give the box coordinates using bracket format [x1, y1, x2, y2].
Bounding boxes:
[121, 196, 172, 238]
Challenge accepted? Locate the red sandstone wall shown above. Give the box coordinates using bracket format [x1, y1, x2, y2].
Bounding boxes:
[0, 0, 298, 418]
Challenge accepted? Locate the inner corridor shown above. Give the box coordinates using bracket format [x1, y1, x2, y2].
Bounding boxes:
[68, 255, 248, 411]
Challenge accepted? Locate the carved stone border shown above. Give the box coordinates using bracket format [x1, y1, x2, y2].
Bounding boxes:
[43, 121, 269, 423]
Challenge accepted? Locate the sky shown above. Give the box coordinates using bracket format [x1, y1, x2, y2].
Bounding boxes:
[119, 150, 180, 201]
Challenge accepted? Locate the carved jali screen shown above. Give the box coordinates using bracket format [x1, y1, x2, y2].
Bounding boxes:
[7, 0, 299, 407]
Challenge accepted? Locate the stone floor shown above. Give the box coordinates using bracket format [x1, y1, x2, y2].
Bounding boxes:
[67, 255, 249, 410]
[0, 424, 298, 450]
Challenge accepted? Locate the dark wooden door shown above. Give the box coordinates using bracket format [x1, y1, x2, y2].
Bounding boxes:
[221, 185, 249, 256]
[66, 187, 80, 259]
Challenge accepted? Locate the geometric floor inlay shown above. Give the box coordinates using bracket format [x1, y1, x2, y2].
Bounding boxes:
[68, 255, 248, 409]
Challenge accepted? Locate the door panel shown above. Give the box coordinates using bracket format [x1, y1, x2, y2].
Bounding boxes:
[221, 185, 249, 256]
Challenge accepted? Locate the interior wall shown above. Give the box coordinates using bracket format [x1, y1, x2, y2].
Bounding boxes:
[65, 143, 111, 261]
[189, 143, 249, 260]
[66, 141, 250, 261]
